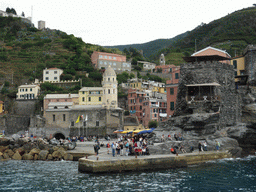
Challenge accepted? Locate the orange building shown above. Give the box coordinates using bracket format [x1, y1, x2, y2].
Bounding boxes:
[192, 46, 231, 64]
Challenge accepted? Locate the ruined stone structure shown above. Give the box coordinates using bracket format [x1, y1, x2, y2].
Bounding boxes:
[171, 56, 240, 133]
[243, 45, 256, 85]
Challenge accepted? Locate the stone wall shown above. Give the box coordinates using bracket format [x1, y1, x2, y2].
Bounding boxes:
[173, 61, 239, 128]
[244, 45, 256, 84]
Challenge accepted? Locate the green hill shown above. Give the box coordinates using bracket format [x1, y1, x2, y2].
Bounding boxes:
[0, 16, 122, 89]
[106, 6, 256, 64]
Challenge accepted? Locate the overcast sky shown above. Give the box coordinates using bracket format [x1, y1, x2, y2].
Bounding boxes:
[1, 0, 256, 46]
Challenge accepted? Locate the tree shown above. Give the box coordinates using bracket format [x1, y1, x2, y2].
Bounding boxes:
[148, 120, 158, 128]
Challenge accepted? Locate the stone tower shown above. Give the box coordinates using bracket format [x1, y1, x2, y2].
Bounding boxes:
[159, 53, 165, 65]
[102, 65, 118, 109]
[38, 20, 45, 30]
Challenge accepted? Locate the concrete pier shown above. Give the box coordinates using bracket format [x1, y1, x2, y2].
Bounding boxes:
[78, 151, 232, 173]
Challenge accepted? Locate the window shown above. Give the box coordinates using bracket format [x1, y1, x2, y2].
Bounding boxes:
[233, 60, 237, 69]
[104, 56, 107, 59]
[54, 77, 57, 80]
[235, 71, 237, 76]
[30, 88, 32, 91]
[140, 106, 142, 110]
[99, 55, 103, 58]
[45, 77, 49, 80]
[99, 97, 101, 101]
[169, 68, 172, 72]
[89, 97, 91, 101]
[53, 114, 55, 122]
[113, 57, 116, 60]
[99, 61, 103, 64]
[175, 73, 179, 79]
[104, 62, 107, 65]
[46, 71, 49, 74]
[63, 114, 66, 121]
[108, 89, 110, 94]
[108, 78, 110, 81]
[25, 89, 27, 92]
[82, 97, 85, 102]
[54, 71, 57, 74]
[96, 120, 99, 126]
[82, 91, 85, 94]
[154, 114, 157, 117]
[54, 106, 58, 109]
[65, 106, 68, 108]
[170, 102, 175, 111]
[170, 88, 174, 95]
[113, 63, 116, 66]
[109, 56, 112, 59]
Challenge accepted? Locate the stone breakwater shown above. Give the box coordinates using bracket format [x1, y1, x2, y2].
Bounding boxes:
[78, 151, 232, 173]
[0, 138, 73, 161]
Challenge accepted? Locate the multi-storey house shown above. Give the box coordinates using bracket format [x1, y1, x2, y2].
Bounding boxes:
[91, 51, 131, 72]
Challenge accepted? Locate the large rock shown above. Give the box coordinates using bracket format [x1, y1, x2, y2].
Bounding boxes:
[3, 153, 10, 159]
[5, 149, 14, 158]
[63, 153, 73, 161]
[52, 151, 62, 159]
[22, 153, 34, 160]
[0, 138, 10, 146]
[0, 146, 8, 153]
[47, 154, 53, 160]
[12, 151, 22, 160]
[29, 148, 41, 156]
[38, 150, 49, 160]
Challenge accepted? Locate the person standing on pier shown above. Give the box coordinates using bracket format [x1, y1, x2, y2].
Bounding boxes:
[111, 142, 116, 157]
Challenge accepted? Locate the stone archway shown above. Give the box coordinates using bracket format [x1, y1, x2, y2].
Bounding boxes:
[53, 132, 66, 140]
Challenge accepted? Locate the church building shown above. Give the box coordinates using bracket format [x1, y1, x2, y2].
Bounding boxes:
[43, 66, 123, 138]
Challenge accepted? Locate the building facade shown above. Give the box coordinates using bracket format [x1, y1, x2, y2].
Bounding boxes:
[43, 68, 63, 83]
[16, 84, 40, 100]
[43, 66, 123, 138]
[91, 51, 131, 72]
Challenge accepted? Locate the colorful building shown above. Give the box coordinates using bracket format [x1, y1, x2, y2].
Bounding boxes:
[79, 87, 103, 105]
[0, 101, 4, 114]
[91, 51, 131, 72]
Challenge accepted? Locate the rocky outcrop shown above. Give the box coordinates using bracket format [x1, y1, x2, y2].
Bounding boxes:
[0, 137, 74, 161]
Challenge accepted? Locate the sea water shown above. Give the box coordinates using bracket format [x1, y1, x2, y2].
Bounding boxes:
[0, 156, 255, 192]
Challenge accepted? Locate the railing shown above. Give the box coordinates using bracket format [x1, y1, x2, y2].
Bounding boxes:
[187, 95, 221, 102]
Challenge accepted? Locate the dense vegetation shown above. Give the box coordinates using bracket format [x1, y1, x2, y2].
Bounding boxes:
[0, 16, 124, 97]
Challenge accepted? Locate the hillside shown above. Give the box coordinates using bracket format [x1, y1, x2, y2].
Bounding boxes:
[105, 32, 188, 60]
[0, 16, 122, 88]
[106, 6, 256, 63]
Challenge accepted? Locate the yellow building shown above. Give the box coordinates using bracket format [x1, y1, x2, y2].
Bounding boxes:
[0, 101, 3, 114]
[231, 56, 245, 76]
[130, 82, 142, 90]
[16, 84, 40, 100]
[79, 87, 103, 105]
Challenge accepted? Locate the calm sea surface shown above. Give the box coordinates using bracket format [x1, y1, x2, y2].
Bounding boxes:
[0, 156, 255, 192]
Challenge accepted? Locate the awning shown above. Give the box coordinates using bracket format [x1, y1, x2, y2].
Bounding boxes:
[186, 82, 221, 87]
[159, 113, 167, 117]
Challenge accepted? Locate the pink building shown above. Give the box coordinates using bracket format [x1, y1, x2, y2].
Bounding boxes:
[91, 51, 131, 71]
[127, 89, 145, 124]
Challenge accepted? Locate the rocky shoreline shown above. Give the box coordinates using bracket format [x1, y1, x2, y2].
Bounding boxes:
[0, 137, 73, 161]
